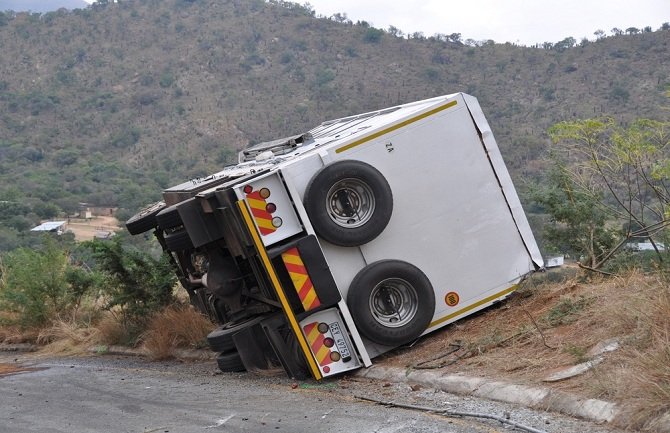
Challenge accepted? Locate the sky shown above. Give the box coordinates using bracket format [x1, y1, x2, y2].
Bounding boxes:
[299, 0, 669, 46]
[78, 0, 670, 46]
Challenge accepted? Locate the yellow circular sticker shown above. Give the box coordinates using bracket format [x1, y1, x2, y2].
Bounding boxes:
[445, 291, 460, 307]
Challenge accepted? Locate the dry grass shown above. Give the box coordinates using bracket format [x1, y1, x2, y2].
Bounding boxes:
[140, 304, 213, 360]
[0, 323, 39, 344]
[613, 276, 670, 431]
[1, 302, 214, 360]
[93, 312, 128, 346]
[380, 268, 670, 431]
[36, 319, 101, 355]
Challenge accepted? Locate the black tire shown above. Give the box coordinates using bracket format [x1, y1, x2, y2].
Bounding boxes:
[304, 160, 393, 247]
[164, 228, 193, 251]
[347, 260, 435, 346]
[206, 316, 264, 353]
[125, 201, 166, 235]
[156, 205, 182, 230]
[216, 350, 246, 373]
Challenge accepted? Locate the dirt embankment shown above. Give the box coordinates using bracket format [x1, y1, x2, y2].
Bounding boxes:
[379, 269, 670, 431]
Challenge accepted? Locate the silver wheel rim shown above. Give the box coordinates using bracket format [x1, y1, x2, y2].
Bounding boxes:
[368, 278, 418, 328]
[326, 178, 375, 228]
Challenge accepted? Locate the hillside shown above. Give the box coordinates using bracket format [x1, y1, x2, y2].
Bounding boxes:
[0, 0, 668, 248]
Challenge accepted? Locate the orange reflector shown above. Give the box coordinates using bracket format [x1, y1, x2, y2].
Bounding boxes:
[330, 352, 341, 362]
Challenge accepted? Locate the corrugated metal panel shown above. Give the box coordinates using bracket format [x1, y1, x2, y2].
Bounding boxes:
[31, 221, 66, 232]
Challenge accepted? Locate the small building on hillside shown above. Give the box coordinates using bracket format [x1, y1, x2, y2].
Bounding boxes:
[545, 256, 565, 268]
[31, 221, 67, 235]
[626, 241, 665, 252]
[78, 203, 118, 218]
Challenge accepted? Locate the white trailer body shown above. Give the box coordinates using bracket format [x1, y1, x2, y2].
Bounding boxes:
[127, 93, 543, 379]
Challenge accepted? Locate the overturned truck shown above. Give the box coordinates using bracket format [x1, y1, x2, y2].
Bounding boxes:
[126, 93, 543, 379]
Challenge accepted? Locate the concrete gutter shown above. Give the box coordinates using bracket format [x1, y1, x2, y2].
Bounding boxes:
[88, 345, 215, 360]
[0, 343, 37, 353]
[356, 365, 618, 424]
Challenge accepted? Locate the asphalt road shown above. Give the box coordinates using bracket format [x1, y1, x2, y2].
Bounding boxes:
[0, 353, 624, 433]
[0, 355, 485, 433]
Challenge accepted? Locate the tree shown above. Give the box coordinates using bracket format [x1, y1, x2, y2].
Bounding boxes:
[387, 25, 403, 37]
[594, 29, 605, 40]
[531, 163, 616, 266]
[448, 33, 462, 44]
[611, 27, 623, 36]
[554, 37, 576, 52]
[625, 27, 640, 35]
[331, 12, 348, 23]
[363, 27, 384, 43]
[542, 118, 670, 269]
[85, 238, 176, 330]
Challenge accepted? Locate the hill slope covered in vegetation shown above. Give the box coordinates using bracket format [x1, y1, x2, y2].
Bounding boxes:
[0, 0, 668, 248]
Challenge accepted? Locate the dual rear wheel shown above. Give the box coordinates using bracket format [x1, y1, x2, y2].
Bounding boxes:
[305, 161, 435, 346]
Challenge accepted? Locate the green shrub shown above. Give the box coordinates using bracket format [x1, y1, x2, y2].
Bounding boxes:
[0, 238, 96, 328]
[85, 238, 176, 333]
[363, 27, 384, 43]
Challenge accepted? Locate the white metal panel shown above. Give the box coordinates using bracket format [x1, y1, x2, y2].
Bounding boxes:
[461, 93, 544, 269]
[320, 93, 535, 324]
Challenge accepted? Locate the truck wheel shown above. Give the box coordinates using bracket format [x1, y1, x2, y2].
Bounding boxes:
[304, 160, 392, 247]
[216, 350, 246, 372]
[164, 228, 193, 251]
[206, 316, 264, 353]
[347, 260, 435, 346]
[156, 205, 182, 230]
[125, 201, 166, 235]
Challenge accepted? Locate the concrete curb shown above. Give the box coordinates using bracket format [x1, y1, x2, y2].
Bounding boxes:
[88, 345, 215, 360]
[0, 343, 214, 361]
[356, 365, 619, 424]
[0, 343, 37, 353]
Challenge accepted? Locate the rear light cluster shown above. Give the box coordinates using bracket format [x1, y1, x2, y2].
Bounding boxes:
[244, 185, 283, 228]
[317, 322, 342, 363]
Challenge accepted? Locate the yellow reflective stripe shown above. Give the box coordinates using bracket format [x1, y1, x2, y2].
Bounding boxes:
[316, 345, 330, 364]
[247, 197, 267, 209]
[288, 272, 308, 291]
[429, 284, 518, 328]
[335, 100, 458, 154]
[255, 218, 275, 230]
[307, 324, 320, 343]
[237, 200, 322, 380]
[301, 289, 318, 310]
[282, 253, 304, 266]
